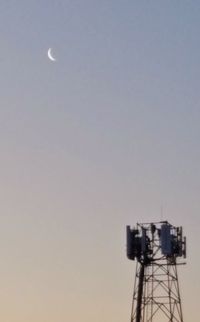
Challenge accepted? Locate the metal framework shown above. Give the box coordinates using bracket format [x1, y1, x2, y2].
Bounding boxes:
[126, 221, 186, 322]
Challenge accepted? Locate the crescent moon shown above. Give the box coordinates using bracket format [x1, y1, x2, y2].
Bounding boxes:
[47, 48, 56, 62]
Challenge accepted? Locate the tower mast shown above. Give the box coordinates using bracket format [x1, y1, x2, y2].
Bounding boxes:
[126, 221, 186, 322]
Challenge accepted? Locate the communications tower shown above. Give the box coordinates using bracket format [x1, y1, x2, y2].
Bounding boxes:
[126, 221, 186, 322]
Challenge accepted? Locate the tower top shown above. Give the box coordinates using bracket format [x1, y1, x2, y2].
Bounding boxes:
[126, 221, 186, 264]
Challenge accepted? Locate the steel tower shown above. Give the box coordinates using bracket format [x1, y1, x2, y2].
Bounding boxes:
[126, 221, 186, 322]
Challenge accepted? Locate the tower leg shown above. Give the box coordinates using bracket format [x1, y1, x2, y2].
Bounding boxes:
[136, 263, 145, 322]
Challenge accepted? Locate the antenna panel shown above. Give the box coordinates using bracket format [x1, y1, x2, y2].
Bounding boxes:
[160, 224, 172, 256]
[126, 226, 141, 260]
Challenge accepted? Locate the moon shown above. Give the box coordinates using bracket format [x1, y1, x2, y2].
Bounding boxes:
[47, 48, 56, 62]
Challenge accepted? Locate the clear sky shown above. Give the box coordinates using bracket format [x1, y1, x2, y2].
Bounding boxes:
[0, 1, 199, 321]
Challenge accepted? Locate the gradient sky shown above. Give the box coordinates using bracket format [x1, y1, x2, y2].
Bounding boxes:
[0, 1, 199, 321]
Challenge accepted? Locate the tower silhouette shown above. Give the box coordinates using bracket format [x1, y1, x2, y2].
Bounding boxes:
[126, 221, 186, 322]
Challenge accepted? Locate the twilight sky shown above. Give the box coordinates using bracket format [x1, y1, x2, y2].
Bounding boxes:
[0, 1, 199, 321]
